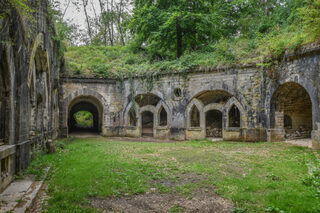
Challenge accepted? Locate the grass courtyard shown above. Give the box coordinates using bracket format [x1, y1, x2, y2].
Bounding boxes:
[27, 138, 320, 212]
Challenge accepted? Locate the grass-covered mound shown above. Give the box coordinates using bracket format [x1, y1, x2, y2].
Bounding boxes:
[64, 25, 318, 79]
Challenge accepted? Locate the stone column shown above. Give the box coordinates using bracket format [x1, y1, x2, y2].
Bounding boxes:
[312, 123, 320, 150]
[269, 111, 286, 142]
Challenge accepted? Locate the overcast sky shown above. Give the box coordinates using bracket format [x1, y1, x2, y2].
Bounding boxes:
[58, 0, 102, 30]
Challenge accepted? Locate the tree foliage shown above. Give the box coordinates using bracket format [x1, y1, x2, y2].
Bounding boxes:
[130, 0, 237, 59]
[129, 0, 309, 59]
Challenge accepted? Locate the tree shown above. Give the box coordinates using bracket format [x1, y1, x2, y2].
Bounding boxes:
[81, 0, 93, 44]
[130, 0, 236, 59]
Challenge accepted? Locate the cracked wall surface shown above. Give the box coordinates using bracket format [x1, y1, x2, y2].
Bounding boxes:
[0, 0, 60, 191]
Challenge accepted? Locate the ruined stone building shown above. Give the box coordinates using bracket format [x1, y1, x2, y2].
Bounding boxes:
[1, 0, 320, 193]
[0, 1, 60, 191]
[60, 49, 320, 149]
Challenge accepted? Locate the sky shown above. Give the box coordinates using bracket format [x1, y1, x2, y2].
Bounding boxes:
[58, 0, 102, 30]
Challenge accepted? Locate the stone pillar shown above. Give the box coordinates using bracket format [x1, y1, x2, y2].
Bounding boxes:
[59, 127, 68, 138]
[312, 123, 320, 150]
[269, 112, 286, 142]
[275, 112, 284, 129]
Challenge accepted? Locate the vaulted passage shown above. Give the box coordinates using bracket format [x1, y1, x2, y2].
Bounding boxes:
[271, 82, 312, 139]
[206, 110, 222, 138]
[142, 111, 153, 137]
[68, 95, 103, 134]
[69, 102, 100, 133]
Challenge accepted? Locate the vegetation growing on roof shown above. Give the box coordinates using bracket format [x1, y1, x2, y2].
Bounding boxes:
[52, 0, 320, 79]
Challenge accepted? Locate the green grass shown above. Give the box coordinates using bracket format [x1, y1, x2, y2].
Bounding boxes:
[73, 111, 93, 128]
[29, 138, 320, 212]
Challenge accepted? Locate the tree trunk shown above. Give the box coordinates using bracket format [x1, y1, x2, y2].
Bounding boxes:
[106, 0, 114, 46]
[62, 0, 71, 19]
[98, 0, 108, 46]
[82, 0, 93, 44]
[116, 0, 125, 45]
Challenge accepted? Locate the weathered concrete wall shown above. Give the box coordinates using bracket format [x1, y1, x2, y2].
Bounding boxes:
[60, 44, 320, 150]
[0, 0, 60, 191]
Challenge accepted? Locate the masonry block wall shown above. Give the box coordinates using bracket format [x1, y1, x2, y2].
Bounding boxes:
[0, 0, 60, 191]
[60, 45, 320, 150]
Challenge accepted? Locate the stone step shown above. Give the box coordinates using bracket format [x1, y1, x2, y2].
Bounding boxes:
[0, 167, 49, 213]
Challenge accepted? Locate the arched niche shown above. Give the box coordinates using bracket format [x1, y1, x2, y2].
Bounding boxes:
[159, 107, 167, 127]
[228, 105, 241, 128]
[224, 97, 247, 129]
[155, 101, 171, 128]
[185, 99, 204, 128]
[270, 82, 312, 139]
[190, 105, 200, 127]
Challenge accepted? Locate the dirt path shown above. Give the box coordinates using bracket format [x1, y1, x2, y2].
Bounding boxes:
[284, 138, 312, 148]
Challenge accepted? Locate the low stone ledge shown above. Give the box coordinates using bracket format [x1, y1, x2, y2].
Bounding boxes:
[155, 126, 169, 130]
[186, 128, 205, 140]
[223, 129, 241, 141]
[268, 128, 286, 142]
[0, 145, 15, 159]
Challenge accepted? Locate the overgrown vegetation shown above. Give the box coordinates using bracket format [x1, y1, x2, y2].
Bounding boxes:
[56, 0, 320, 79]
[73, 111, 93, 128]
[28, 138, 320, 212]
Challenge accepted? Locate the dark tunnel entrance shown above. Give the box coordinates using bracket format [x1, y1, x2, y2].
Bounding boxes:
[68, 101, 101, 133]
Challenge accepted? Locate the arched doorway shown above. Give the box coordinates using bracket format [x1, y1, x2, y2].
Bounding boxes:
[190, 105, 200, 127]
[271, 82, 312, 139]
[228, 105, 241, 128]
[68, 96, 103, 134]
[141, 111, 154, 137]
[206, 110, 222, 138]
[159, 107, 167, 126]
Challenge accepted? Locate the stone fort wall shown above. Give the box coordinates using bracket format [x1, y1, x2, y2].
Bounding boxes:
[0, 0, 60, 191]
[60, 44, 320, 150]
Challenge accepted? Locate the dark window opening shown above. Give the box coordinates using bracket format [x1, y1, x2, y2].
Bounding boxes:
[159, 107, 167, 126]
[206, 110, 222, 138]
[142, 111, 154, 137]
[190, 105, 200, 127]
[229, 105, 240, 128]
[174, 88, 182, 98]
